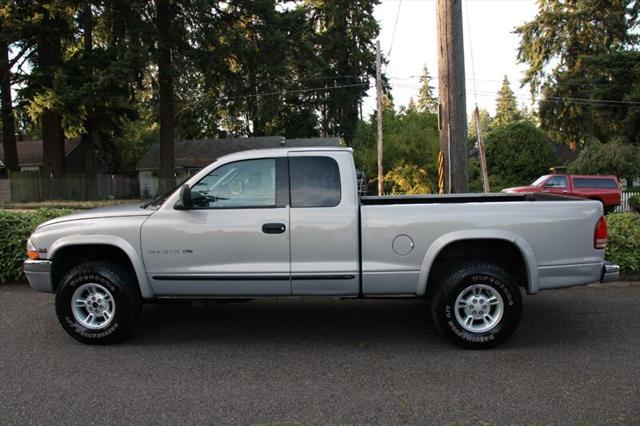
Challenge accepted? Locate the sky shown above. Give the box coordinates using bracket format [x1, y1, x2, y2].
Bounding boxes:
[363, 0, 540, 118]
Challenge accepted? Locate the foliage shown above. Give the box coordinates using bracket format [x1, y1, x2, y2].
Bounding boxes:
[484, 121, 557, 190]
[538, 51, 640, 147]
[3, 0, 380, 175]
[494, 76, 521, 127]
[0, 200, 135, 210]
[516, 0, 639, 92]
[353, 107, 439, 194]
[568, 140, 640, 181]
[606, 213, 640, 273]
[629, 195, 640, 214]
[384, 163, 432, 195]
[516, 1, 640, 147]
[417, 65, 438, 114]
[0, 208, 72, 283]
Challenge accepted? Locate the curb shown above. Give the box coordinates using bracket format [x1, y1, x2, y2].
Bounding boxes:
[620, 272, 640, 281]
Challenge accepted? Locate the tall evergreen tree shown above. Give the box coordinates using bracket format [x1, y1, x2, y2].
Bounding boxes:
[494, 76, 520, 127]
[0, 17, 18, 172]
[155, 0, 176, 193]
[307, 0, 379, 144]
[417, 65, 438, 114]
[516, 0, 640, 148]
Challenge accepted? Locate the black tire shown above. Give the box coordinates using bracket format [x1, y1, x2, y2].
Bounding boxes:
[55, 261, 141, 345]
[429, 263, 522, 349]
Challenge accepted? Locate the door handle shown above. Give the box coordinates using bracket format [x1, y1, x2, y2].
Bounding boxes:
[262, 223, 286, 234]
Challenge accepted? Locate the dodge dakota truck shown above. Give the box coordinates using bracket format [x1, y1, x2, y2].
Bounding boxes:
[24, 147, 619, 348]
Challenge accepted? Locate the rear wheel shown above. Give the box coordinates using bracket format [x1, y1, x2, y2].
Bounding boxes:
[55, 261, 141, 344]
[429, 263, 522, 349]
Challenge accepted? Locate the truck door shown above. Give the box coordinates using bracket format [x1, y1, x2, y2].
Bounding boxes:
[141, 157, 291, 296]
[288, 151, 360, 295]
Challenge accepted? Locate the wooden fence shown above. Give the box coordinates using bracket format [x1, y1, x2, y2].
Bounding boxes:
[0, 179, 10, 202]
[614, 191, 639, 213]
[6, 172, 140, 202]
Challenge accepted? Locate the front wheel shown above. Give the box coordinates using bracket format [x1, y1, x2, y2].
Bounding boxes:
[55, 261, 141, 344]
[429, 263, 522, 349]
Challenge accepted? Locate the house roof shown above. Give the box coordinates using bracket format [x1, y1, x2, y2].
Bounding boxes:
[550, 141, 580, 165]
[136, 136, 343, 170]
[0, 139, 81, 167]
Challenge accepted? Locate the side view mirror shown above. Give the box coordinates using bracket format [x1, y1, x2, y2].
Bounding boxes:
[174, 184, 192, 210]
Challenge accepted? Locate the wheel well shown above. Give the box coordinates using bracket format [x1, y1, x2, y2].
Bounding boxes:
[51, 245, 138, 292]
[427, 239, 529, 294]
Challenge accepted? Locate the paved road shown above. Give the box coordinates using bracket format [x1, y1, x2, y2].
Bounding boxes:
[1, 282, 639, 425]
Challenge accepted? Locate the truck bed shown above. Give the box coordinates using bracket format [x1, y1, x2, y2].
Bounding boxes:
[360, 192, 581, 205]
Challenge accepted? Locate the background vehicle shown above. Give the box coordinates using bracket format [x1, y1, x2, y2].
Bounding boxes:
[24, 148, 618, 349]
[503, 174, 621, 213]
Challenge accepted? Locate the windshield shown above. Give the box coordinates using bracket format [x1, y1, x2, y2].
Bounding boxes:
[531, 175, 549, 186]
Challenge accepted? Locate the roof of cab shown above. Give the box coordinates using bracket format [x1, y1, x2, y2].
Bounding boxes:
[217, 146, 353, 162]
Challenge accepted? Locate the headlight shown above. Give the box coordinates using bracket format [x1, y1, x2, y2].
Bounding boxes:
[26, 239, 40, 260]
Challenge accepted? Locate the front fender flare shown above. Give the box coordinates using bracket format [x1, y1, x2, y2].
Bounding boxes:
[416, 229, 539, 295]
[48, 235, 154, 299]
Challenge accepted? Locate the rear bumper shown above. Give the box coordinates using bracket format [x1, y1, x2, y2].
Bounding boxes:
[601, 261, 620, 283]
[23, 259, 54, 293]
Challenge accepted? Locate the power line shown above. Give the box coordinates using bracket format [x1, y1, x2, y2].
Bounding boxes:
[216, 82, 370, 103]
[394, 83, 640, 107]
[463, 0, 479, 106]
[388, 0, 403, 56]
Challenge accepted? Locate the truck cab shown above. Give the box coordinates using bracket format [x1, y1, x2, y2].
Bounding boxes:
[142, 148, 361, 297]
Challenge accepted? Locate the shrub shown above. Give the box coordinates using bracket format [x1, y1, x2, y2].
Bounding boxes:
[0, 208, 72, 283]
[606, 213, 640, 274]
[629, 195, 640, 213]
[568, 139, 640, 181]
[484, 121, 558, 190]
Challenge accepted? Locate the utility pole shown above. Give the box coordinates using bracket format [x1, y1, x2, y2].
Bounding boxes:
[436, 0, 468, 193]
[474, 106, 490, 192]
[375, 40, 384, 196]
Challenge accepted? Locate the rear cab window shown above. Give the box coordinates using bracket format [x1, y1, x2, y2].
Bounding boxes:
[289, 156, 341, 207]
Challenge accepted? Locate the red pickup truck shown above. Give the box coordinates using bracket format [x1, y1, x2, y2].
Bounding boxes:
[503, 174, 621, 212]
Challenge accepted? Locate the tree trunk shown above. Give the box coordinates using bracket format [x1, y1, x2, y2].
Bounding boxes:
[38, 31, 65, 195]
[0, 31, 18, 172]
[81, 2, 95, 175]
[436, 0, 468, 193]
[156, 0, 175, 194]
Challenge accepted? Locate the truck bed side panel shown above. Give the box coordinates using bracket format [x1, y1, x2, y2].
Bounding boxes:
[360, 200, 604, 295]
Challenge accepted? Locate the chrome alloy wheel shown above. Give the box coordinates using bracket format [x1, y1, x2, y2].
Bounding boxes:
[454, 284, 504, 333]
[71, 283, 116, 330]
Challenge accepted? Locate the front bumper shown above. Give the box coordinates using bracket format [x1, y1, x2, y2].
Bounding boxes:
[601, 261, 620, 283]
[23, 259, 54, 293]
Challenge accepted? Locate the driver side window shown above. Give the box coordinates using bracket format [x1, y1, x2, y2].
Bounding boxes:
[544, 176, 567, 188]
[190, 159, 276, 208]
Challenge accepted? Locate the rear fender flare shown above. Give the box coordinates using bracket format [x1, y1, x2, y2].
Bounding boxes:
[417, 229, 539, 295]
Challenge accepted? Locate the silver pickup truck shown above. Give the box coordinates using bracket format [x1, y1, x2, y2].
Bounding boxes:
[24, 147, 619, 348]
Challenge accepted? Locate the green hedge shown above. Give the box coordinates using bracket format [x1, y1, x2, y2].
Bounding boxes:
[606, 213, 640, 274]
[0, 209, 73, 283]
